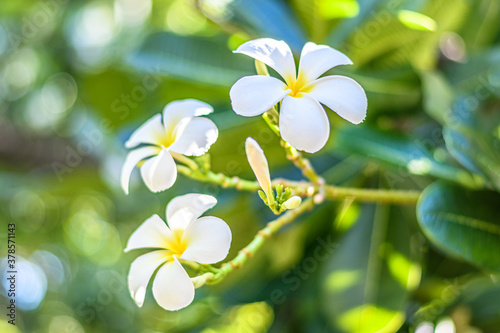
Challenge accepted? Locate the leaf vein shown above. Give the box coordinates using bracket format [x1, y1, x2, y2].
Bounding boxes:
[432, 212, 500, 236]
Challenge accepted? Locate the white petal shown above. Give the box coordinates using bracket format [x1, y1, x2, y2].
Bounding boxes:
[152, 256, 195, 311]
[125, 114, 165, 149]
[169, 118, 218, 156]
[127, 250, 170, 307]
[308, 75, 367, 124]
[166, 193, 217, 232]
[230, 75, 289, 117]
[298, 42, 353, 82]
[124, 214, 173, 252]
[162, 99, 213, 132]
[235, 38, 297, 82]
[140, 147, 177, 192]
[279, 94, 330, 153]
[245, 138, 272, 196]
[121, 146, 159, 195]
[181, 217, 232, 264]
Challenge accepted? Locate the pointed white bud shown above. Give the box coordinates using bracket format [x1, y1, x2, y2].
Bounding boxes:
[245, 137, 273, 201]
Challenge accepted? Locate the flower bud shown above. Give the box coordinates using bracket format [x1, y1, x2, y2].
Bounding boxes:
[191, 272, 215, 288]
[283, 196, 302, 210]
[245, 137, 273, 200]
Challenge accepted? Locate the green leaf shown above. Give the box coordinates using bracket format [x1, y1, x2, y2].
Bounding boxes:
[387, 0, 469, 70]
[397, 10, 437, 31]
[321, 204, 421, 332]
[331, 125, 482, 188]
[290, 0, 331, 42]
[459, 0, 500, 51]
[444, 125, 500, 191]
[417, 181, 500, 272]
[460, 277, 500, 331]
[318, 0, 360, 19]
[126, 32, 253, 87]
[201, 0, 307, 51]
[445, 46, 500, 93]
[326, 0, 393, 46]
[420, 71, 455, 125]
[341, 67, 421, 112]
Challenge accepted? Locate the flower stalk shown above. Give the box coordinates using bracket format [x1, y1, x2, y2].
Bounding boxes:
[177, 165, 421, 205]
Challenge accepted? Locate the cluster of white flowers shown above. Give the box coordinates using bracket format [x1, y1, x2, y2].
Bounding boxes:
[121, 38, 366, 311]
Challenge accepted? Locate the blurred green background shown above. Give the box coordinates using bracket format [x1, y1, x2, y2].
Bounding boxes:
[1, 0, 500, 332]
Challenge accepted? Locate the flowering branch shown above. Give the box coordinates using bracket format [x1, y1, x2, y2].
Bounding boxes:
[208, 197, 316, 284]
[176, 164, 421, 205]
[122, 38, 421, 312]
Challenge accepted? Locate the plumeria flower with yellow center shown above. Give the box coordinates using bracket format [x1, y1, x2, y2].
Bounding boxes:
[121, 99, 218, 194]
[230, 38, 367, 153]
[125, 193, 231, 311]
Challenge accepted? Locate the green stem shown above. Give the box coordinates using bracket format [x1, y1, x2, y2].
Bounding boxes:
[281, 140, 324, 185]
[171, 152, 199, 171]
[323, 185, 420, 205]
[177, 165, 260, 191]
[177, 166, 421, 204]
[209, 197, 315, 283]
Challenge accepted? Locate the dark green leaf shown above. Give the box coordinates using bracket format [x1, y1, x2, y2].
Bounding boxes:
[445, 46, 500, 95]
[444, 125, 500, 191]
[331, 125, 481, 188]
[417, 181, 500, 271]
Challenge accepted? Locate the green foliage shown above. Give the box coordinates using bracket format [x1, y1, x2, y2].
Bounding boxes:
[2, 0, 500, 332]
[331, 125, 481, 188]
[321, 203, 421, 332]
[444, 125, 500, 191]
[417, 181, 500, 272]
[128, 32, 253, 87]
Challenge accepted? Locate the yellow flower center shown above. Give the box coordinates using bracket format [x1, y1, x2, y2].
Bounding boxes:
[155, 118, 186, 149]
[165, 228, 188, 257]
[285, 72, 312, 97]
[156, 131, 177, 149]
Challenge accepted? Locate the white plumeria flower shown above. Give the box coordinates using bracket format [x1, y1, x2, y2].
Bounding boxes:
[121, 99, 218, 194]
[125, 193, 232, 311]
[230, 38, 368, 153]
